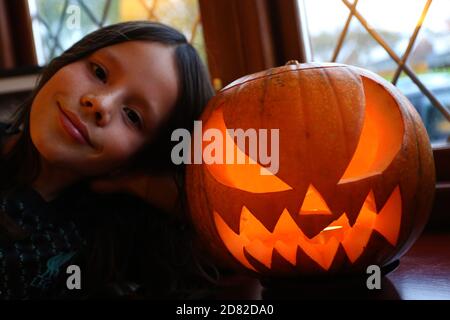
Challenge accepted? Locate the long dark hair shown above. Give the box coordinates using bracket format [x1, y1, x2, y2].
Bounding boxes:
[0, 21, 218, 298]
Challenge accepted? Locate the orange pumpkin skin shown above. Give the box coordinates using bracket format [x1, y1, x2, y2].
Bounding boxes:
[186, 63, 435, 277]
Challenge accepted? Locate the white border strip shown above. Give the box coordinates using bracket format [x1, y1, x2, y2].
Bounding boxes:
[0, 74, 39, 94]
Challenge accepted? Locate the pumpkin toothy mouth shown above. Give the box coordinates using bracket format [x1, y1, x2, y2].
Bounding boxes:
[213, 186, 401, 272]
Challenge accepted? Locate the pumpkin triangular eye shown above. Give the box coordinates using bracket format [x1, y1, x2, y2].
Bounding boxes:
[204, 107, 292, 193]
[338, 76, 404, 184]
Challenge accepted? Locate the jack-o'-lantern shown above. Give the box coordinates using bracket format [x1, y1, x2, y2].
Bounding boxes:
[186, 62, 435, 276]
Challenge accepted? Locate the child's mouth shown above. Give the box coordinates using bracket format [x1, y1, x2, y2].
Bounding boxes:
[58, 103, 92, 147]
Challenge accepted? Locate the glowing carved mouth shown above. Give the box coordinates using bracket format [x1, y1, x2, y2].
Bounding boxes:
[213, 186, 401, 272]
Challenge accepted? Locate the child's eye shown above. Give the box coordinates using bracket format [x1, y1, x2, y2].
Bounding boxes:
[123, 107, 143, 128]
[90, 62, 107, 83]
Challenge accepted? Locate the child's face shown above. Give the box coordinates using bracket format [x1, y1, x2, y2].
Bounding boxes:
[30, 41, 179, 176]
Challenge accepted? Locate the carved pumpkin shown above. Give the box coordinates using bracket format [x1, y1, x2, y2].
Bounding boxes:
[186, 62, 435, 276]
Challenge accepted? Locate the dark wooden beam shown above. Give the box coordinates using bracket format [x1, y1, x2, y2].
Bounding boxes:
[0, 0, 37, 70]
[199, 0, 306, 88]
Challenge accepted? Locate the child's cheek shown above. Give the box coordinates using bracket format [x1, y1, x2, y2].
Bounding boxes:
[102, 131, 145, 165]
[62, 63, 90, 87]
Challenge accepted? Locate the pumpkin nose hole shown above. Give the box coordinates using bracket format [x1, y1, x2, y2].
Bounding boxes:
[299, 185, 332, 216]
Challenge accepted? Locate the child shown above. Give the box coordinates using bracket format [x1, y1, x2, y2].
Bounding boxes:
[0, 21, 218, 299]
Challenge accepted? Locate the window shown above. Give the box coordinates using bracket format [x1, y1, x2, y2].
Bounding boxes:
[301, 0, 450, 145]
[28, 0, 206, 66]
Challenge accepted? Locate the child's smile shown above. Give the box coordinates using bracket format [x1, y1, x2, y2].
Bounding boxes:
[58, 102, 93, 147]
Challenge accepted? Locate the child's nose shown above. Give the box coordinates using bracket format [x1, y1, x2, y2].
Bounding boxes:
[80, 93, 113, 126]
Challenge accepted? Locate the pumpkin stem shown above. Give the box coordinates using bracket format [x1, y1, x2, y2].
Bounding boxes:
[285, 60, 301, 66]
